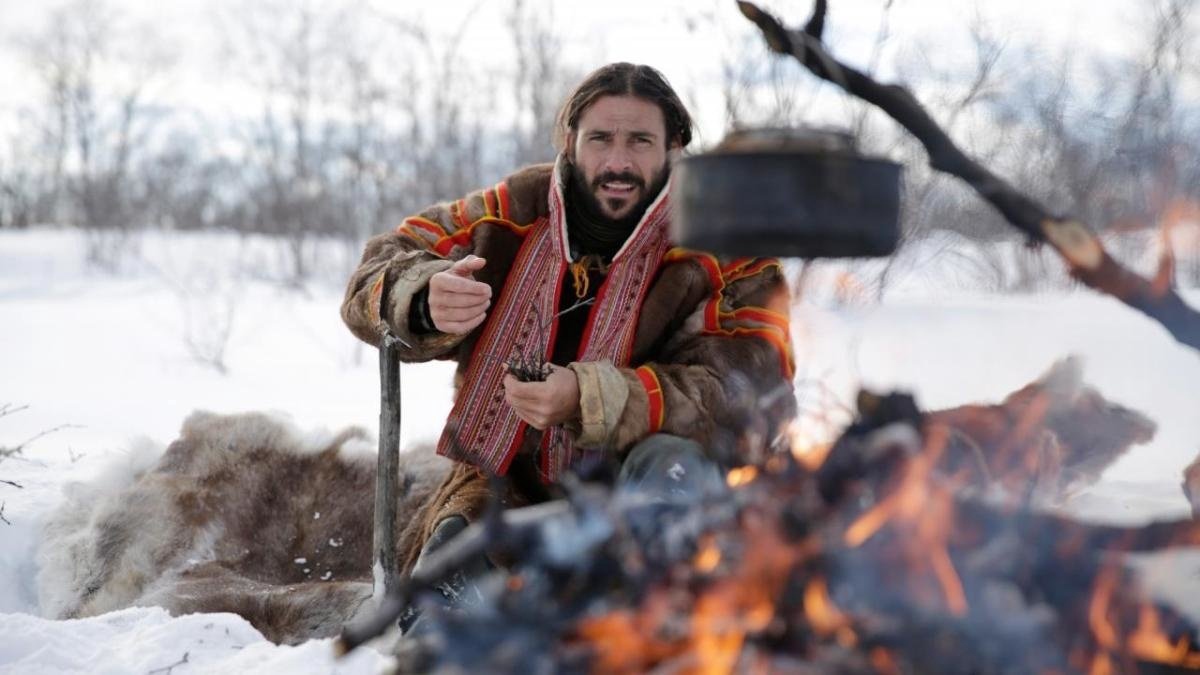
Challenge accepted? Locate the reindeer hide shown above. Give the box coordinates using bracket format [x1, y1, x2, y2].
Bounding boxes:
[36, 411, 450, 644]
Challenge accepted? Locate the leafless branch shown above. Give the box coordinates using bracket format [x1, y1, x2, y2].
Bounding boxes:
[0, 404, 30, 420]
[2, 407, 78, 487]
[849, 0, 895, 139]
[0, 502, 9, 525]
[3, 423, 81, 463]
[738, 0, 1200, 353]
[12, 423, 79, 454]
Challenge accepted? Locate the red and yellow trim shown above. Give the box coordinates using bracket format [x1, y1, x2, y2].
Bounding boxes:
[367, 270, 387, 325]
[635, 365, 665, 434]
[728, 306, 790, 332]
[483, 188, 498, 218]
[393, 180, 532, 258]
[726, 257, 780, 282]
[495, 181, 511, 220]
[452, 199, 472, 229]
[662, 248, 795, 380]
[398, 216, 447, 239]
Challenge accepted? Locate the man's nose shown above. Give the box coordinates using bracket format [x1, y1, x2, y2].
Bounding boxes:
[603, 146, 634, 174]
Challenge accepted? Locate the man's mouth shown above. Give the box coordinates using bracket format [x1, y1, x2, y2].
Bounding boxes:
[594, 173, 644, 201]
[599, 180, 638, 197]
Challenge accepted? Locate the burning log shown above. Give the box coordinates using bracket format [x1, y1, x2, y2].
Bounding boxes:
[736, 0, 1200, 354]
[927, 356, 1157, 502]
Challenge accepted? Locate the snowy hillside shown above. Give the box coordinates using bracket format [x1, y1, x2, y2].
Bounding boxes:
[2, 227, 1198, 673]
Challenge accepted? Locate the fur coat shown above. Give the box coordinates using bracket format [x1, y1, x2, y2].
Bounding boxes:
[342, 161, 797, 573]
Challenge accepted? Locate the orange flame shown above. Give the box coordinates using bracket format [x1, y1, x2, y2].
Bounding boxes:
[1084, 563, 1200, 670]
[694, 535, 722, 573]
[929, 546, 968, 617]
[574, 506, 804, 674]
[844, 450, 936, 548]
[841, 427, 969, 616]
[1088, 567, 1120, 651]
[692, 590, 750, 675]
[726, 466, 759, 488]
[784, 386, 848, 472]
[870, 647, 900, 674]
[687, 571, 781, 674]
[1127, 604, 1200, 668]
[792, 441, 833, 471]
[575, 596, 678, 672]
[1088, 652, 1114, 675]
[803, 577, 848, 636]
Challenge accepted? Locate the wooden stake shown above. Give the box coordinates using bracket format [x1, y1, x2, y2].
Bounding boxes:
[374, 332, 406, 599]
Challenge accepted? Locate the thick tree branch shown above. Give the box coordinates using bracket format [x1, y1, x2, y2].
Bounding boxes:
[738, 0, 1200, 353]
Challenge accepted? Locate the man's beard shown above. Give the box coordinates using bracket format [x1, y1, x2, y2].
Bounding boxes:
[566, 156, 671, 231]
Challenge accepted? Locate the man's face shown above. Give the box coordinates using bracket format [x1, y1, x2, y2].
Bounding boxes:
[569, 95, 673, 221]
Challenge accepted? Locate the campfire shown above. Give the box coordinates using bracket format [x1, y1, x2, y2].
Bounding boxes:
[338, 361, 1199, 674]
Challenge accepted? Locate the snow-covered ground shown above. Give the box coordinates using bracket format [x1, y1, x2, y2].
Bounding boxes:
[2, 227, 1198, 673]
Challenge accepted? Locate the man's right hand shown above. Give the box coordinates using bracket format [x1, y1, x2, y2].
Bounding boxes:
[428, 255, 491, 335]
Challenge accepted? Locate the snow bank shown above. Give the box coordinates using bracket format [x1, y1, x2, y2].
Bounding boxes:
[0, 607, 391, 674]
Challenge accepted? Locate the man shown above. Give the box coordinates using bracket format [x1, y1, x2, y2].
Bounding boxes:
[342, 63, 795, 580]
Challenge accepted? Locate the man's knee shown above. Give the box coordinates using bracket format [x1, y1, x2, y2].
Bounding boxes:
[617, 434, 725, 500]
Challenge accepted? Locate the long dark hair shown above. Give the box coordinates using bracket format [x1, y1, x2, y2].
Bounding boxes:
[554, 62, 694, 152]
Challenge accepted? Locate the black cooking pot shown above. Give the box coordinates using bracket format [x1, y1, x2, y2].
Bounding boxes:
[671, 128, 902, 259]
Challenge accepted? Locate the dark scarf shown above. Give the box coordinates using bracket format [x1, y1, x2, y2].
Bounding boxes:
[564, 161, 668, 260]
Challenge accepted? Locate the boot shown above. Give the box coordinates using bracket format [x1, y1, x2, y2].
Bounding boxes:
[398, 514, 492, 635]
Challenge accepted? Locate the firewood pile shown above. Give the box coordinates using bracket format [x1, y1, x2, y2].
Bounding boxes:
[339, 363, 1199, 674]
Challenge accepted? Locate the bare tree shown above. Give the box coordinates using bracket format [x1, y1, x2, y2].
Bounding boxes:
[867, 0, 1199, 295]
[212, 1, 498, 286]
[870, 14, 1010, 297]
[20, 0, 173, 269]
[214, 0, 346, 286]
[506, 0, 576, 165]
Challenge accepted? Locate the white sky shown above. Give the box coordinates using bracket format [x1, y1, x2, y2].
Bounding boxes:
[0, 0, 1165, 147]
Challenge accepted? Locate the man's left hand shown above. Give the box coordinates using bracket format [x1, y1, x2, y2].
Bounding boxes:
[503, 365, 580, 430]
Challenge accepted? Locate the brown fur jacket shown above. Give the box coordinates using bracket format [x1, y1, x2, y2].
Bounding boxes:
[342, 162, 796, 571]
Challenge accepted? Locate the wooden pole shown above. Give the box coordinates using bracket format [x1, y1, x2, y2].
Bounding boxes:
[374, 332, 404, 599]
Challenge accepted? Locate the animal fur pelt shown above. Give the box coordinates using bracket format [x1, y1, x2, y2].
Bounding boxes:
[37, 411, 449, 644]
[927, 356, 1157, 502]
